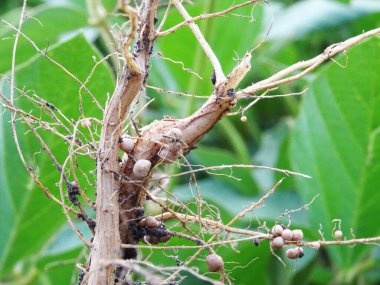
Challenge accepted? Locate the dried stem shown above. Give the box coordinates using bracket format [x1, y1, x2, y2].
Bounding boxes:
[151, 163, 311, 180]
[5, 1, 380, 284]
[172, 0, 226, 84]
[85, 0, 159, 284]
[239, 27, 380, 95]
[152, 212, 265, 237]
[228, 178, 284, 226]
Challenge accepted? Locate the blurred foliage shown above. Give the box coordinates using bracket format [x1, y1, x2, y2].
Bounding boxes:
[1, 0, 380, 284]
[290, 38, 380, 283]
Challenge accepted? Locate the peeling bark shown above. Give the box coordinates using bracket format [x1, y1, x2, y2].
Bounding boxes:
[117, 53, 252, 259]
[84, 1, 251, 282]
[83, 0, 158, 284]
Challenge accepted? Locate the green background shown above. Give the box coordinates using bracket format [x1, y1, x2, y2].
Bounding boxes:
[1, 0, 380, 284]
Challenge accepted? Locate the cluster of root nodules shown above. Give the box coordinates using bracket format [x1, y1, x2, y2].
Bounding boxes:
[119, 126, 185, 168]
[135, 216, 172, 244]
[115, 125, 325, 283]
[115, 127, 184, 272]
[270, 225, 311, 260]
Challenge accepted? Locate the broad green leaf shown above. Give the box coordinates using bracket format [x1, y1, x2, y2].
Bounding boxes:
[289, 38, 380, 276]
[171, 177, 313, 284]
[102, 0, 118, 12]
[0, 4, 87, 73]
[0, 0, 42, 14]
[0, 34, 114, 278]
[214, 241, 272, 285]
[150, 1, 264, 116]
[141, 221, 272, 285]
[148, 2, 264, 191]
[173, 178, 308, 226]
[269, 1, 380, 41]
[190, 146, 258, 195]
[215, 119, 251, 164]
[253, 120, 289, 192]
[35, 247, 84, 285]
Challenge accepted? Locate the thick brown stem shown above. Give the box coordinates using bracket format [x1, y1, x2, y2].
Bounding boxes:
[84, 0, 158, 284]
[116, 54, 252, 258]
[86, 5, 248, 282]
[86, 72, 143, 285]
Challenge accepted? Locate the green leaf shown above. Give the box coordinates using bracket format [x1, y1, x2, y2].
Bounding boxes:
[102, 0, 118, 12]
[289, 38, 380, 275]
[148, 2, 265, 197]
[35, 247, 84, 285]
[173, 178, 308, 227]
[0, 4, 88, 73]
[0, 34, 114, 278]
[171, 177, 313, 284]
[150, 1, 264, 116]
[190, 146, 258, 195]
[269, 1, 380, 41]
[253, 120, 290, 191]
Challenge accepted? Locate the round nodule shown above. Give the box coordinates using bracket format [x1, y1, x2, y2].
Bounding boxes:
[291, 229, 304, 241]
[240, 116, 247, 123]
[272, 225, 283, 236]
[286, 247, 304, 259]
[206, 254, 224, 272]
[120, 136, 135, 152]
[270, 236, 285, 250]
[334, 230, 343, 240]
[281, 229, 293, 241]
[133, 159, 152, 178]
[145, 216, 160, 228]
